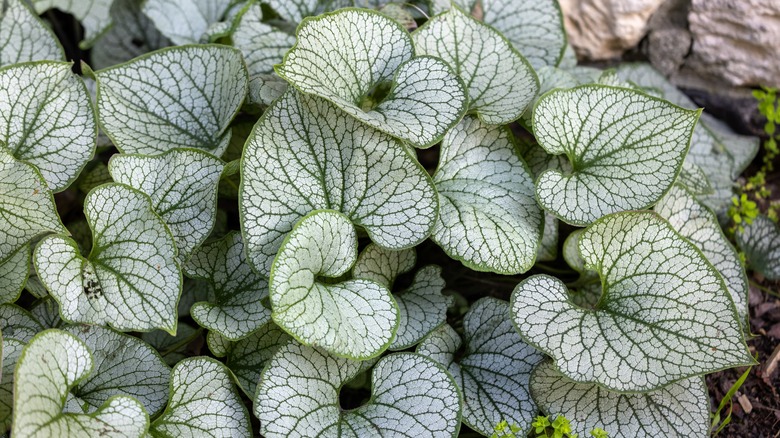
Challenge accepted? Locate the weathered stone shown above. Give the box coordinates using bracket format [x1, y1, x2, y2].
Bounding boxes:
[559, 0, 667, 60]
[687, 0, 780, 87]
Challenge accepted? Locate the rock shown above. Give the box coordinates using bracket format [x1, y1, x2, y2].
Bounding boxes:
[559, 0, 667, 60]
[643, 0, 692, 76]
[687, 0, 780, 87]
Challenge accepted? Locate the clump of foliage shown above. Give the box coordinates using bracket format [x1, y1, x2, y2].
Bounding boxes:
[0, 0, 772, 437]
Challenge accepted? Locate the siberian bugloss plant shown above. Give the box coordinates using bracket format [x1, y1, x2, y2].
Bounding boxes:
[0, 0, 771, 437]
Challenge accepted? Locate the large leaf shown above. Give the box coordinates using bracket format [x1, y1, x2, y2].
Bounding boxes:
[63, 324, 170, 417]
[0, 244, 28, 304]
[255, 343, 461, 437]
[432, 116, 541, 274]
[417, 298, 543, 436]
[736, 215, 780, 280]
[413, 6, 538, 124]
[91, 0, 171, 69]
[141, 0, 232, 45]
[95, 45, 248, 156]
[0, 0, 63, 66]
[12, 329, 148, 437]
[511, 212, 752, 391]
[240, 88, 438, 276]
[232, 3, 295, 77]
[0, 62, 96, 191]
[148, 357, 250, 438]
[225, 321, 290, 397]
[184, 231, 271, 341]
[34, 183, 182, 333]
[532, 85, 699, 225]
[532, 361, 709, 438]
[353, 244, 453, 350]
[429, 0, 566, 69]
[108, 148, 223, 262]
[276, 9, 466, 148]
[0, 149, 65, 263]
[656, 185, 749, 322]
[32, 0, 113, 48]
[270, 210, 397, 359]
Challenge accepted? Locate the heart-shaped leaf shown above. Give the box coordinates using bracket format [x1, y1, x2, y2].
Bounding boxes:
[270, 210, 398, 359]
[413, 6, 538, 124]
[91, 0, 171, 69]
[0, 149, 66, 263]
[0, 244, 29, 304]
[149, 357, 251, 438]
[13, 329, 149, 437]
[240, 89, 438, 276]
[432, 116, 542, 274]
[95, 45, 248, 156]
[226, 321, 291, 397]
[184, 231, 271, 341]
[532, 85, 699, 225]
[0, 0, 63, 66]
[531, 360, 709, 438]
[511, 212, 752, 391]
[255, 342, 461, 437]
[32, 0, 113, 48]
[737, 215, 780, 280]
[108, 148, 223, 262]
[0, 62, 96, 192]
[276, 9, 467, 148]
[353, 244, 453, 350]
[34, 183, 182, 333]
[141, 0, 233, 45]
[417, 298, 544, 436]
[63, 324, 170, 417]
[429, 0, 566, 69]
[656, 185, 748, 322]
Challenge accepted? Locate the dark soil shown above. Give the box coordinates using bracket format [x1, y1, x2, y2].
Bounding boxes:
[708, 281, 780, 438]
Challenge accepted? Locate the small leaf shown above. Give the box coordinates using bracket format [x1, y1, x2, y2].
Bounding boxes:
[413, 6, 538, 124]
[0, 149, 66, 262]
[32, 0, 113, 48]
[0, 304, 43, 346]
[417, 298, 544, 436]
[205, 331, 230, 357]
[531, 360, 709, 438]
[430, 0, 566, 69]
[0, 62, 97, 191]
[233, 3, 295, 77]
[34, 183, 182, 333]
[270, 210, 398, 359]
[95, 45, 248, 156]
[433, 116, 541, 274]
[0, 0, 63, 66]
[537, 212, 558, 262]
[108, 148, 224, 262]
[256, 342, 461, 437]
[0, 244, 29, 304]
[511, 212, 752, 391]
[63, 324, 170, 417]
[12, 329, 149, 437]
[149, 357, 251, 438]
[532, 85, 699, 225]
[676, 161, 713, 196]
[276, 9, 466, 148]
[225, 322, 290, 397]
[736, 215, 780, 280]
[184, 231, 271, 341]
[241, 89, 437, 276]
[91, 0, 172, 69]
[141, 0, 233, 45]
[353, 244, 453, 350]
[656, 185, 748, 322]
